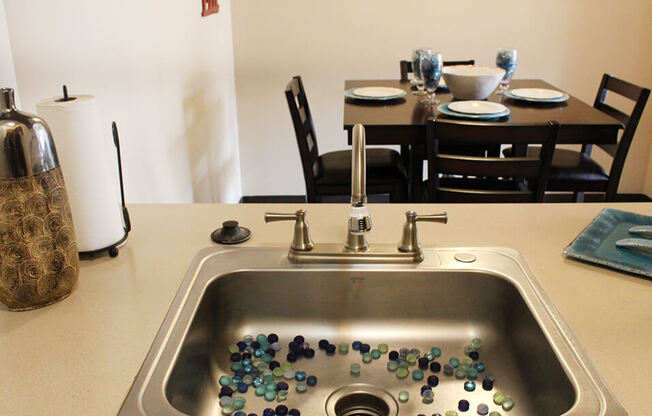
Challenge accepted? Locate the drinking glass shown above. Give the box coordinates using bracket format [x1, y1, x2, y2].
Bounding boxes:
[411, 48, 428, 95]
[419, 50, 443, 105]
[496, 48, 517, 94]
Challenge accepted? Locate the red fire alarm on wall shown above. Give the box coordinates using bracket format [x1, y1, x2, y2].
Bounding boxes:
[202, 0, 219, 16]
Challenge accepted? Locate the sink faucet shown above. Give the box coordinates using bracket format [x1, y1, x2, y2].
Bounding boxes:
[264, 124, 448, 263]
[345, 124, 372, 252]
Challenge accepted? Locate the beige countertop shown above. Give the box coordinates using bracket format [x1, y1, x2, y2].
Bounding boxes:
[1, 203, 651, 415]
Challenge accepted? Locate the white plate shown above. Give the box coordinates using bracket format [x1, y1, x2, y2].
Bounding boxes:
[448, 100, 507, 115]
[511, 88, 564, 100]
[352, 87, 406, 98]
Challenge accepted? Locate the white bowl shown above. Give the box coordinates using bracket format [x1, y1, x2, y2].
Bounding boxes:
[442, 66, 506, 100]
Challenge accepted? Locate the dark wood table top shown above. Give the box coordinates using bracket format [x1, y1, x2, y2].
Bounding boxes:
[344, 79, 623, 144]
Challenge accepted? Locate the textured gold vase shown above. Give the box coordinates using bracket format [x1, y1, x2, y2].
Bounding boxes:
[0, 88, 79, 311]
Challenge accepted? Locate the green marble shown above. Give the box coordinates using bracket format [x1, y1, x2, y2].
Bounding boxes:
[493, 391, 506, 405]
[398, 391, 409, 403]
[232, 397, 245, 410]
[350, 363, 361, 375]
[396, 367, 409, 379]
[502, 397, 514, 411]
[470, 338, 483, 349]
[454, 368, 467, 379]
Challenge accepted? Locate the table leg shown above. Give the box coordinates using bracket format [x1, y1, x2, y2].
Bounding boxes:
[409, 143, 425, 202]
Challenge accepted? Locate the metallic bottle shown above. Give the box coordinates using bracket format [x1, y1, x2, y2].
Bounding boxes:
[0, 88, 79, 310]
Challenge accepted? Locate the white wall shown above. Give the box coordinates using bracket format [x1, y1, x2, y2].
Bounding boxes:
[4, 0, 241, 203]
[232, 0, 652, 197]
[0, 0, 18, 98]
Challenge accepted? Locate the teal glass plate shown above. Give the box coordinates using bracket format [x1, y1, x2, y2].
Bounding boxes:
[344, 88, 406, 101]
[437, 103, 510, 120]
[504, 90, 569, 103]
[563, 208, 652, 278]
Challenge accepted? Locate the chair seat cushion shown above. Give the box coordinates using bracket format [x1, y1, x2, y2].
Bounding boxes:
[315, 148, 407, 186]
[503, 147, 609, 185]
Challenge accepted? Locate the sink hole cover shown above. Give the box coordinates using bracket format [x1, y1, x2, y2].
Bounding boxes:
[326, 385, 398, 416]
[455, 252, 477, 263]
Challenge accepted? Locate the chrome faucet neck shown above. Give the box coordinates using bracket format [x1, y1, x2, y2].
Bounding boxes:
[345, 124, 372, 252]
[350, 124, 367, 206]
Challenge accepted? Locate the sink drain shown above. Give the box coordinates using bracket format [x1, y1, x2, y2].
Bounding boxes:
[326, 385, 398, 416]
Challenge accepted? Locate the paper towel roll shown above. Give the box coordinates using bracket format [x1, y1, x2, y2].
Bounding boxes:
[37, 95, 125, 252]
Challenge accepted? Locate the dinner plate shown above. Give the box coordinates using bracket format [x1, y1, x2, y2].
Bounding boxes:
[563, 208, 652, 278]
[511, 88, 564, 100]
[505, 89, 569, 103]
[448, 101, 507, 115]
[437, 103, 510, 120]
[344, 87, 406, 101]
[352, 87, 406, 99]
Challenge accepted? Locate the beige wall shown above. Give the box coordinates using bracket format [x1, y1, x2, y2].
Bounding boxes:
[232, 0, 652, 197]
[0, 0, 18, 99]
[4, 0, 242, 203]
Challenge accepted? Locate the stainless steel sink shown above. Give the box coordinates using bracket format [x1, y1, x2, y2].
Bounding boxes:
[120, 246, 625, 415]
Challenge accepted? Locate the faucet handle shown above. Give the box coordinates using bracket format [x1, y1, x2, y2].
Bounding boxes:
[265, 210, 314, 251]
[398, 210, 448, 253]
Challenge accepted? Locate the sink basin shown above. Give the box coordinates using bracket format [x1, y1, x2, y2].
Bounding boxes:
[120, 247, 625, 415]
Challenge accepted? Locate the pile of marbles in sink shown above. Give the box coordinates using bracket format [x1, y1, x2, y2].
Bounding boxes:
[217, 333, 516, 416]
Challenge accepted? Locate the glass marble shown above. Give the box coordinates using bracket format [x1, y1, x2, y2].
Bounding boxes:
[398, 391, 410, 402]
[493, 391, 506, 405]
[502, 397, 514, 411]
[396, 367, 409, 379]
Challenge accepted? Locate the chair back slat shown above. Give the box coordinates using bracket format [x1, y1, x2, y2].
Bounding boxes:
[285, 76, 321, 200]
[437, 189, 532, 203]
[426, 119, 560, 203]
[437, 155, 541, 178]
[399, 59, 475, 82]
[595, 102, 629, 125]
[604, 75, 648, 101]
[591, 73, 650, 200]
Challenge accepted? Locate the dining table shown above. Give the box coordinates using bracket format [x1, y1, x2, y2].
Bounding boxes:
[343, 79, 624, 202]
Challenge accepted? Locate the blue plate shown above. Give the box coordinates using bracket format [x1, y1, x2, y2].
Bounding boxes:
[437, 103, 510, 120]
[504, 90, 569, 103]
[563, 208, 652, 278]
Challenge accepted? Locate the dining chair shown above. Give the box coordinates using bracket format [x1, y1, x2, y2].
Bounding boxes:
[399, 59, 475, 82]
[285, 76, 408, 203]
[504, 74, 649, 202]
[425, 118, 560, 203]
